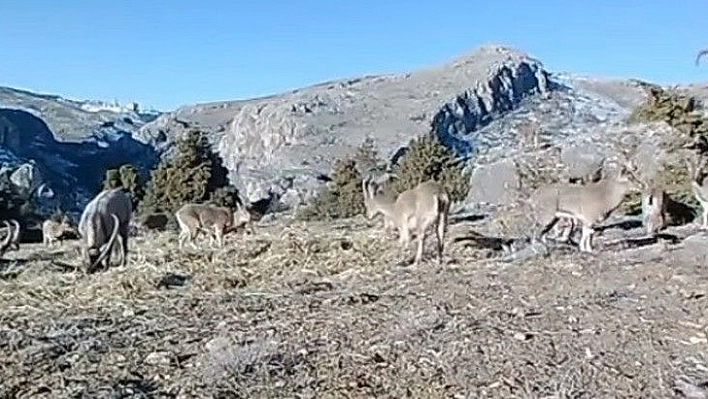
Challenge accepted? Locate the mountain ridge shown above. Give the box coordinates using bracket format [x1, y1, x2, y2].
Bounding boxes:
[2, 44, 708, 215]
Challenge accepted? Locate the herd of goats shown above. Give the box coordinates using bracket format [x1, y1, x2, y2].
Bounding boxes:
[0, 189, 254, 273]
[0, 144, 707, 272]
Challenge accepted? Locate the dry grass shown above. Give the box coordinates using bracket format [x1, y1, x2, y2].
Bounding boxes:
[0, 215, 706, 398]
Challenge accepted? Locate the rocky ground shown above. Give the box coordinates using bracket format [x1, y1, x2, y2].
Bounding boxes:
[0, 213, 706, 398]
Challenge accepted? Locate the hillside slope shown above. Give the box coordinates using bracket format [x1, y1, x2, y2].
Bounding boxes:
[137, 45, 653, 204]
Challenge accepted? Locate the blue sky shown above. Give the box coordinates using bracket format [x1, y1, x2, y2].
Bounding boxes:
[1, 1, 707, 111]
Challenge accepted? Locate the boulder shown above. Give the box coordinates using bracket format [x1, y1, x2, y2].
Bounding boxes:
[466, 158, 520, 205]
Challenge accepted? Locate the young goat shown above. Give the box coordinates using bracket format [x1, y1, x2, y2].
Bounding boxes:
[537, 162, 643, 252]
[175, 202, 251, 249]
[362, 176, 450, 266]
[42, 215, 78, 247]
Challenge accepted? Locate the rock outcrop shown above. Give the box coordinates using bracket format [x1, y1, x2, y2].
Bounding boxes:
[0, 103, 159, 214]
[139, 45, 555, 205]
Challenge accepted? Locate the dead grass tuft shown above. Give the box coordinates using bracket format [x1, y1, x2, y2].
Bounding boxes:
[0, 215, 706, 397]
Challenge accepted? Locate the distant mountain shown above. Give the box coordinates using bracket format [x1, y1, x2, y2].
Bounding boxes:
[135, 45, 654, 204]
[2, 44, 707, 216]
[0, 86, 160, 215]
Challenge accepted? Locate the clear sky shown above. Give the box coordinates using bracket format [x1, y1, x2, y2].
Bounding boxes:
[1, 1, 707, 111]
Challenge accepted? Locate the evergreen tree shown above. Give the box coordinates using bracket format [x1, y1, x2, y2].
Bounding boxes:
[140, 130, 230, 214]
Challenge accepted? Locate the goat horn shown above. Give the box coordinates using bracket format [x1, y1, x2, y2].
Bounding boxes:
[696, 49, 708, 66]
[10, 219, 21, 246]
[0, 221, 12, 255]
[361, 175, 372, 198]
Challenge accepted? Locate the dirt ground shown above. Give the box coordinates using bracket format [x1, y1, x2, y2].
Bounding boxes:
[0, 216, 706, 398]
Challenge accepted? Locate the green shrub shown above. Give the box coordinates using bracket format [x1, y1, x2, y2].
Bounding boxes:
[619, 159, 700, 216]
[298, 139, 383, 220]
[298, 133, 470, 221]
[118, 164, 144, 201]
[392, 133, 470, 203]
[102, 164, 145, 208]
[139, 130, 231, 215]
[103, 169, 122, 190]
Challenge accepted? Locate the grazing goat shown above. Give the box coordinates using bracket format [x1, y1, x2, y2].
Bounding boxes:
[537, 161, 643, 252]
[78, 188, 132, 271]
[42, 215, 78, 247]
[175, 202, 252, 249]
[362, 176, 450, 266]
[0, 219, 20, 257]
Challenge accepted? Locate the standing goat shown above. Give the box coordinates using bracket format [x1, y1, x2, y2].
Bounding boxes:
[78, 188, 132, 271]
[530, 169, 605, 244]
[175, 202, 251, 249]
[537, 161, 643, 252]
[362, 176, 450, 266]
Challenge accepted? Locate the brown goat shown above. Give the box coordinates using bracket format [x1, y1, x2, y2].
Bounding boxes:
[175, 202, 251, 249]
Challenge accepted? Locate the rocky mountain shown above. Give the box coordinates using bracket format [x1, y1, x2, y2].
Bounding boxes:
[3, 44, 707, 217]
[0, 87, 160, 214]
[136, 45, 688, 209]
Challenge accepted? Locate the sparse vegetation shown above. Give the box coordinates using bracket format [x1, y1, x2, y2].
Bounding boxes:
[298, 139, 382, 220]
[1, 218, 706, 397]
[391, 132, 471, 203]
[208, 185, 244, 209]
[620, 160, 701, 216]
[623, 86, 708, 215]
[299, 133, 470, 221]
[103, 164, 145, 208]
[139, 130, 231, 215]
[514, 149, 562, 196]
[629, 86, 708, 150]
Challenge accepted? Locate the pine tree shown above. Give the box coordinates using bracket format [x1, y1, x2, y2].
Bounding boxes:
[139, 130, 230, 214]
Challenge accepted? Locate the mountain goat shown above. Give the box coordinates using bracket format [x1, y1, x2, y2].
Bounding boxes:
[175, 202, 252, 249]
[362, 176, 450, 266]
[42, 215, 78, 247]
[78, 188, 132, 271]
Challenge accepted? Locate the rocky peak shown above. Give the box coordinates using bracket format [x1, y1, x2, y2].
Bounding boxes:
[138, 44, 553, 205]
